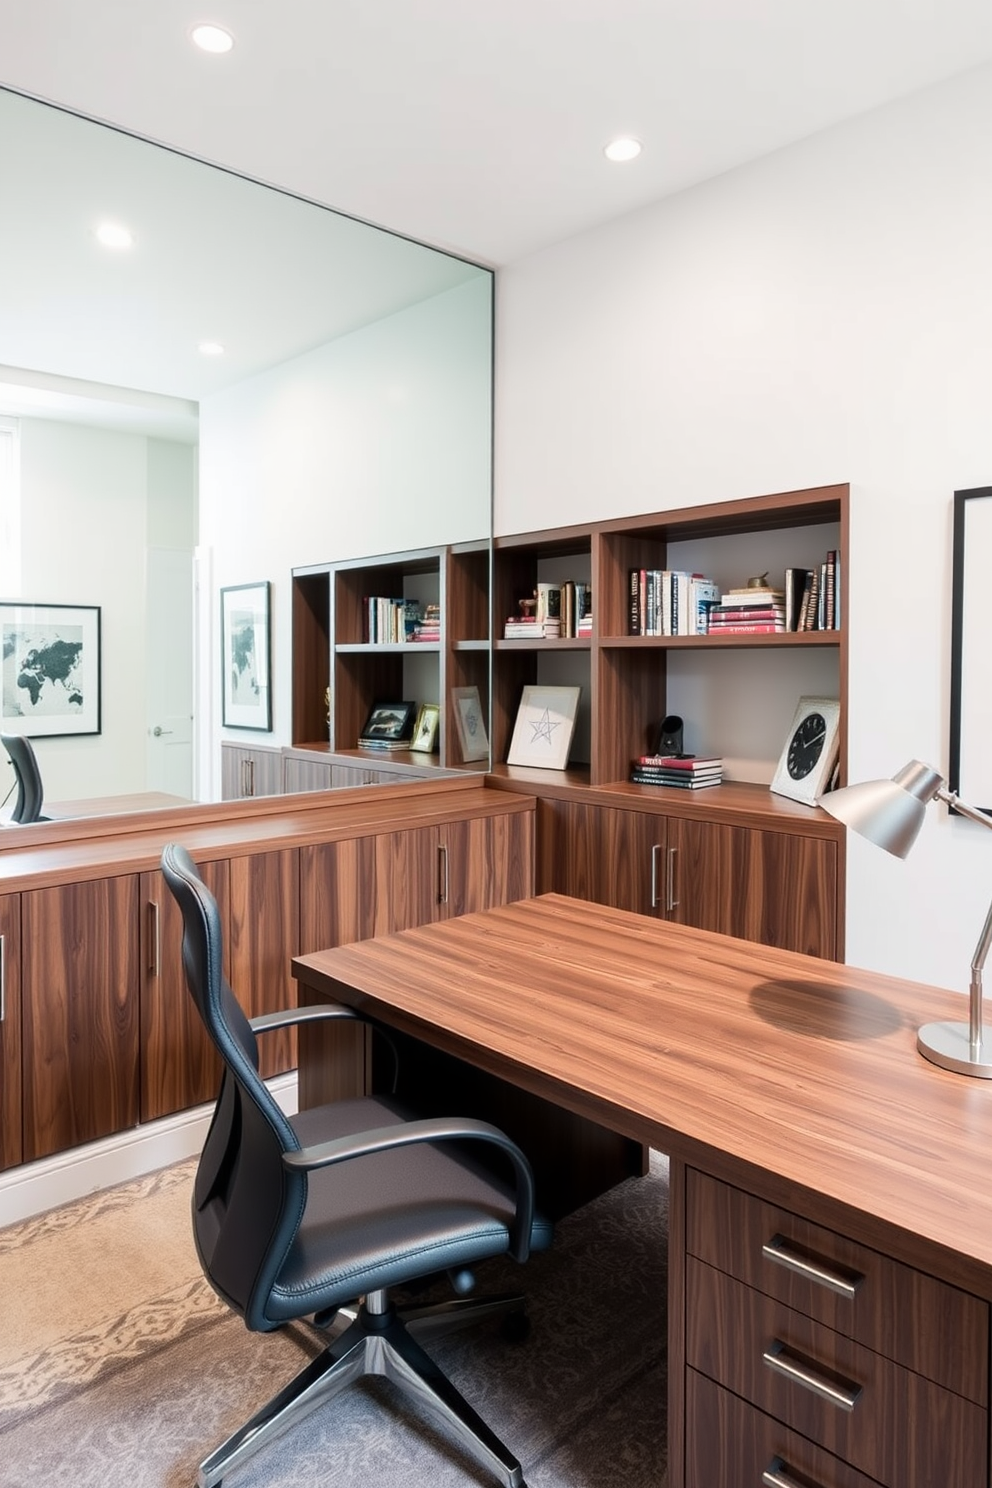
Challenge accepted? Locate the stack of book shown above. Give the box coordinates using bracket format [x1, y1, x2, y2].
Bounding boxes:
[786, 550, 840, 631]
[628, 569, 720, 636]
[411, 603, 441, 642]
[706, 585, 786, 634]
[504, 580, 593, 639]
[629, 755, 724, 789]
[364, 596, 423, 643]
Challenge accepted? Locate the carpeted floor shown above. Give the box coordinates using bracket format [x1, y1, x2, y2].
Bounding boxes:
[0, 1154, 669, 1487]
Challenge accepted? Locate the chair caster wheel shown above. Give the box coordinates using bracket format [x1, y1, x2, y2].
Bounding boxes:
[501, 1309, 530, 1343]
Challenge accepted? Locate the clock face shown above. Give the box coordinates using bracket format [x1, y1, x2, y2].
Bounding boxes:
[787, 711, 827, 780]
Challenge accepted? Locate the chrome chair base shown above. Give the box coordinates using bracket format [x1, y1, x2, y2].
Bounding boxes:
[196, 1293, 529, 1488]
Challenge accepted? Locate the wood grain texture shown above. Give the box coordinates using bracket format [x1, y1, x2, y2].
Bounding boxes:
[0, 893, 22, 1171]
[22, 875, 139, 1160]
[687, 1169, 987, 1401]
[686, 1370, 892, 1488]
[228, 849, 300, 1078]
[686, 1257, 986, 1487]
[292, 893, 992, 1294]
[139, 860, 227, 1122]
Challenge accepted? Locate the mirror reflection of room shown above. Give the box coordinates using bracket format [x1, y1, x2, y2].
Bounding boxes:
[0, 88, 493, 821]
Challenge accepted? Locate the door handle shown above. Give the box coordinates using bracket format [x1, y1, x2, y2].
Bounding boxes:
[147, 900, 161, 977]
[438, 843, 449, 904]
[666, 846, 678, 911]
[152, 726, 174, 737]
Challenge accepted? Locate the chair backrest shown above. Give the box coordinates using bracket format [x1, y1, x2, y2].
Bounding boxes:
[1, 734, 45, 823]
[160, 842, 307, 1331]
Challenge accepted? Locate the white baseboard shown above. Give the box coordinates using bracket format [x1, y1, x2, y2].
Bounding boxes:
[0, 1072, 298, 1227]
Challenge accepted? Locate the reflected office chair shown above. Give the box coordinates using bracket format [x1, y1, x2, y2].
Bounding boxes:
[160, 842, 552, 1488]
[0, 733, 48, 823]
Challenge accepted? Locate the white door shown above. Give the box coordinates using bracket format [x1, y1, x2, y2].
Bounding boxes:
[146, 547, 194, 799]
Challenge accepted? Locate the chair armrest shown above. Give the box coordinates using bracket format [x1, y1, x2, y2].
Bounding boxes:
[251, 1004, 399, 1092]
[283, 1116, 536, 1263]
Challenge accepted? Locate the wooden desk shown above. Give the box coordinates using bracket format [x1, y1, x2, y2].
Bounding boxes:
[293, 892, 992, 1488]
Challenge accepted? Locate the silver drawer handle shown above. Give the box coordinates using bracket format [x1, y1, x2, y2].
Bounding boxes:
[762, 1457, 824, 1488]
[762, 1235, 863, 1299]
[762, 1340, 861, 1411]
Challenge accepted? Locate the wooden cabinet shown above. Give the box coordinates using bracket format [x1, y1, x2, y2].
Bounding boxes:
[227, 849, 300, 1078]
[537, 795, 839, 959]
[0, 893, 22, 1171]
[291, 541, 491, 778]
[140, 860, 227, 1123]
[683, 1170, 988, 1488]
[21, 876, 140, 1161]
[221, 742, 284, 799]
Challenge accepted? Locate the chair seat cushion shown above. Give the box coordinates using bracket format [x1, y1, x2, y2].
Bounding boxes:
[267, 1096, 552, 1322]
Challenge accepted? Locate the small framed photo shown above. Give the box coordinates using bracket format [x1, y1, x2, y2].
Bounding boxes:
[221, 582, 271, 731]
[0, 601, 101, 737]
[507, 684, 581, 770]
[452, 685, 489, 762]
[410, 702, 440, 753]
[359, 700, 417, 748]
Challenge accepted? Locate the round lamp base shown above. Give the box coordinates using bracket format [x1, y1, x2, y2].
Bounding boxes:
[917, 1021, 992, 1078]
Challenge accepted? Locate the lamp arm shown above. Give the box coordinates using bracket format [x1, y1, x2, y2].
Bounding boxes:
[936, 787, 992, 1051]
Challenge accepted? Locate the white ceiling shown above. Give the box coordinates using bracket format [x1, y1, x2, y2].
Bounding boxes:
[3, 0, 992, 431]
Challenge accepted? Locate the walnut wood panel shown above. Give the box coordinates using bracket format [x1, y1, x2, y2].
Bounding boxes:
[536, 798, 665, 915]
[593, 643, 666, 785]
[292, 569, 330, 747]
[22, 875, 139, 1160]
[439, 811, 534, 918]
[292, 894, 992, 1293]
[140, 859, 229, 1122]
[686, 1257, 986, 1487]
[687, 1169, 987, 1402]
[669, 817, 839, 959]
[228, 849, 300, 1078]
[0, 893, 22, 1171]
[446, 545, 489, 643]
[332, 651, 404, 754]
[686, 1370, 888, 1488]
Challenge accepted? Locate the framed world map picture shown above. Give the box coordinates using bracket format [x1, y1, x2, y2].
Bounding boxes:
[0, 601, 102, 737]
[221, 581, 271, 730]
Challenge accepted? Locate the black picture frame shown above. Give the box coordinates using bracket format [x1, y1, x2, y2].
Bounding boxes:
[949, 486, 992, 811]
[0, 601, 102, 737]
[358, 700, 417, 746]
[221, 581, 272, 731]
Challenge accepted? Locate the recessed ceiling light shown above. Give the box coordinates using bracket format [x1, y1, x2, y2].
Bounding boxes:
[95, 221, 135, 249]
[190, 23, 235, 53]
[198, 341, 225, 356]
[604, 137, 642, 164]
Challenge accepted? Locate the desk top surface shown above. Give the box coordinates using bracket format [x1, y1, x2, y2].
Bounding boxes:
[293, 893, 992, 1293]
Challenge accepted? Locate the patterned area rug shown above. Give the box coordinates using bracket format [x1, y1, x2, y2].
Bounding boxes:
[0, 1153, 669, 1487]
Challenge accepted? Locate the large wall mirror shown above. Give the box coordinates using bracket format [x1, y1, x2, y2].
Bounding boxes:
[0, 87, 493, 821]
[949, 485, 992, 811]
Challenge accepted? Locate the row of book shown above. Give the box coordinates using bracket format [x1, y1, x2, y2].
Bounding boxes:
[706, 553, 840, 634]
[628, 570, 720, 636]
[363, 597, 440, 644]
[629, 754, 724, 790]
[504, 580, 593, 639]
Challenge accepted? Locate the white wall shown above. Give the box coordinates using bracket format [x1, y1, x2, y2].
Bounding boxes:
[198, 274, 492, 780]
[8, 420, 195, 805]
[495, 64, 992, 992]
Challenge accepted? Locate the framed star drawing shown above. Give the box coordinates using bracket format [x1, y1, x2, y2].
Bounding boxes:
[507, 684, 581, 770]
[451, 685, 490, 762]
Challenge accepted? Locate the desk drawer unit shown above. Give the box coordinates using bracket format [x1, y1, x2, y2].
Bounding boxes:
[684, 1170, 989, 1488]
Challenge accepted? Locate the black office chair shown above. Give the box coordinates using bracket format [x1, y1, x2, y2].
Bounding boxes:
[160, 842, 552, 1488]
[1, 733, 48, 823]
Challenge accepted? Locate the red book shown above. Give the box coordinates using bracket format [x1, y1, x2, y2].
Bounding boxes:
[635, 754, 722, 768]
[706, 621, 785, 633]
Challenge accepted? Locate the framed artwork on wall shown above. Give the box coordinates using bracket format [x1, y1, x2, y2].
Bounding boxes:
[221, 581, 271, 731]
[949, 486, 992, 812]
[0, 601, 101, 736]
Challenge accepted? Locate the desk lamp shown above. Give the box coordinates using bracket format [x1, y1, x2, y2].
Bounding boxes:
[821, 760, 992, 1077]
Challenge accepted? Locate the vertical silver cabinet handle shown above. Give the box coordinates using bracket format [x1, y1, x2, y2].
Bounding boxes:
[762, 1459, 825, 1488]
[147, 901, 161, 977]
[762, 1235, 863, 1298]
[438, 843, 449, 904]
[762, 1340, 861, 1411]
[650, 844, 661, 908]
[0, 933, 5, 1024]
[667, 846, 678, 910]
[248, 758, 255, 796]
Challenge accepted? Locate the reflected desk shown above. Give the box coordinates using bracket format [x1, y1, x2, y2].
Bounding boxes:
[293, 893, 992, 1488]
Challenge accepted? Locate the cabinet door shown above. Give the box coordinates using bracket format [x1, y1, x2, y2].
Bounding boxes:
[438, 810, 534, 918]
[140, 859, 229, 1122]
[669, 818, 839, 959]
[22, 876, 140, 1161]
[0, 893, 22, 1171]
[537, 799, 667, 917]
[228, 849, 300, 1078]
[284, 755, 333, 794]
[221, 744, 283, 799]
